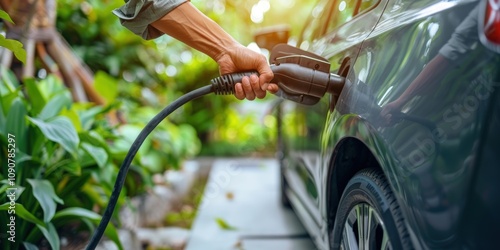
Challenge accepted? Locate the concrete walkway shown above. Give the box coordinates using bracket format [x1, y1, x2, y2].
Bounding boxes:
[186, 158, 316, 250]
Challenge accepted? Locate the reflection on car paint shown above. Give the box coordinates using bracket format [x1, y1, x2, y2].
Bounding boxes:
[281, 0, 500, 249]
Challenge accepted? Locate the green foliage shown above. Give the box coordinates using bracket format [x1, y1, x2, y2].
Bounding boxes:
[0, 35, 26, 64]
[0, 10, 26, 63]
[1, 66, 202, 248]
[0, 73, 127, 249]
[200, 106, 278, 156]
[26, 179, 64, 223]
[0, 9, 13, 23]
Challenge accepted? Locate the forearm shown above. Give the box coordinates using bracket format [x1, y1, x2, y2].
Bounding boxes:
[151, 2, 240, 61]
[393, 54, 451, 105]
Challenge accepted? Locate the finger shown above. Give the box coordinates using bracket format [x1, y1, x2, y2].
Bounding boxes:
[250, 74, 266, 99]
[255, 56, 274, 90]
[385, 114, 392, 125]
[267, 83, 279, 94]
[381, 107, 391, 117]
[242, 76, 255, 100]
[234, 83, 245, 100]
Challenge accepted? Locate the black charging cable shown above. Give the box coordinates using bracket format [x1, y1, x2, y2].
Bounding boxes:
[86, 72, 256, 249]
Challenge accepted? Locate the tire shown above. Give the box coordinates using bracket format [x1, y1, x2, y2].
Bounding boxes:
[330, 168, 411, 250]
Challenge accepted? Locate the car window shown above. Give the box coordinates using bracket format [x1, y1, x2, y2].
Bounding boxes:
[299, 0, 334, 48]
[358, 0, 379, 14]
[326, 0, 358, 33]
[325, 0, 380, 34]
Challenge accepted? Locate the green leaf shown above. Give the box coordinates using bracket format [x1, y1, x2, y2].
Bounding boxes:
[79, 130, 110, 154]
[113, 124, 152, 157]
[82, 183, 106, 207]
[37, 75, 67, 100]
[0, 10, 14, 23]
[37, 223, 60, 250]
[60, 107, 82, 132]
[57, 173, 91, 198]
[79, 148, 99, 168]
[6, 97, 27, 153]
[94, 71, 118, 104]
[55, 160, 81, 176]
[37, 92, 72, 120]
[23, 242, 39, 250]
[0, 66, 20, 95]
[53, 207, 101, 221]
[0, 95, 5, 133]
[27, 179, 64, 223]
[76, 104, 106, 130]
[0, 35, 26, 64]
[0, 203, 45, 226]
[29, 116, 79, 157]
[104, 222, 124, 250]
[81, 142, 108, 168]
[24, 78, 47, 116]
[141, 151, 163, 173]
[215, 217, 237, 230]
[0, 182, 25, 201]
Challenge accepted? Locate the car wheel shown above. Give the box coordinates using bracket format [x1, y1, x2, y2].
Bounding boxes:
[331, 168, 411, 250]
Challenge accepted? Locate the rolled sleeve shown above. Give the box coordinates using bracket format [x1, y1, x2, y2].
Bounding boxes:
[113, 0, 187, 40]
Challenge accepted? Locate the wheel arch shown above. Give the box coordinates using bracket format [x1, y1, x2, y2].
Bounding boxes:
[325, 136, 381, 233]
[323, 116, 398, 235]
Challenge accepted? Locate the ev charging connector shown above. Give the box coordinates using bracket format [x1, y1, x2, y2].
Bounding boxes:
[212, 43, 345, 105]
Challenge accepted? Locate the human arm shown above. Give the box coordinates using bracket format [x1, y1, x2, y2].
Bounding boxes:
[381, 54, 451, 120]
[150, 2, 277, 100]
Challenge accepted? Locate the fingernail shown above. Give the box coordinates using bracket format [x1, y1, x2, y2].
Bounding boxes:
[261, 83, 268, 91]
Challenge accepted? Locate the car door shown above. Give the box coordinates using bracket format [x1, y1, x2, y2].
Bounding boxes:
[282, 0, 385, 245]
[282, 0, 334, 237]
[313, 0, 387, 245]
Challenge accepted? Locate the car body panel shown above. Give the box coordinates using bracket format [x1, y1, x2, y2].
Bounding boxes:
[343, 1, 499, 248]
[281, 0, 500, 249]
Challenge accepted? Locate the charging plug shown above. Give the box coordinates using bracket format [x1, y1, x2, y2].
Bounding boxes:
[211, 63, 345, 105]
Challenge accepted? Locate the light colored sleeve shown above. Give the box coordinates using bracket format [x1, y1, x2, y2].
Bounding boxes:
[438, 5, 479, 62]
[112, 0, 187, 40]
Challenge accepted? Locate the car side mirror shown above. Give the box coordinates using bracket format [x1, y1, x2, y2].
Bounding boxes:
[254, 25, 290, 51]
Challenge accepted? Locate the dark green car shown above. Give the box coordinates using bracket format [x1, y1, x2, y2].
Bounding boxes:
[276, 0, 500, 249]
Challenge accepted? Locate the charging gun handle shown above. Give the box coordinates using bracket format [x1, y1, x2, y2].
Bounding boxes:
[211, 71, 259, 95]
[210, 71, 302, 103]
[211, 71, 304, 103]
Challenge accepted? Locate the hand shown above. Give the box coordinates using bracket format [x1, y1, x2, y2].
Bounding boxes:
[380, 100, 403, 125]
[216, 45, 278, 100]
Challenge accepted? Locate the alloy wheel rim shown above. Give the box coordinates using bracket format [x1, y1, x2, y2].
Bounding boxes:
[340, 203, 391, 250]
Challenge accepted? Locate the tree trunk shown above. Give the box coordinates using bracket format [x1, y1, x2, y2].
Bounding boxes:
[0, 0, 106, 104]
